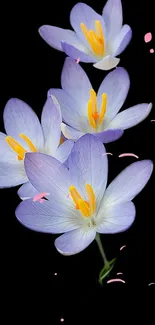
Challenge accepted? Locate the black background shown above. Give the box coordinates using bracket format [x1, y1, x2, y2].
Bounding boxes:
[0, 0, 155, 321]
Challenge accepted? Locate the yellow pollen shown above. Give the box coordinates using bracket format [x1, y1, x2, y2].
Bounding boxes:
[5, 134, 37, 160]
[59, 136, 65, 146]
[69, 184, 96, 218]
[80, 20, 104, 57]
[87, 89, 107, 129]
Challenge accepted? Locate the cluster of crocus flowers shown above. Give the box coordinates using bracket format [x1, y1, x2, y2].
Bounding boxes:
[0, 0, 154, 283]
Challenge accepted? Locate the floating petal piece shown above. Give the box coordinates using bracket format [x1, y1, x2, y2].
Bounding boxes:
[117, 272, 123, 275]
[119, 153, 139, 159]
[33, 192, 50, 202]
[144, 32, 152, 43]
[102, 152, 113, 156]
[148, 282, 155, 286]
[76, 57, 80, 63]
[107, 278, 125, 284]
[150, 48, 154, 53]
[120, 245, 127, 251]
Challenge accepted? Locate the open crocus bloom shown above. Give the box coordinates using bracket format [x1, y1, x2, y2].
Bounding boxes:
[16, 134, 153, 255]
[0, 96, 74, 199]
[48, 57, 152, 142]
[39, 0, 132, 70]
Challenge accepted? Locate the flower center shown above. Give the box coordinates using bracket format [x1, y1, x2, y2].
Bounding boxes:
[69, 184, 96, 217]
[80, 20, 105, 57]
[5, 133, 37, 160]
[87, 88, 107, 130]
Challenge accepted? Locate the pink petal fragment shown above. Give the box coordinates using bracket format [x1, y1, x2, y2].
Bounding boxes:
[120, 245, 127, 251]
[150, 48, 154, 53]
[60, 318, 64, 322]
[148, 282, 155, 286]
[33, 192, 50, 202]
[144, 32, 152, 43]
[102, 152, 113, 156]
[151, 120, 155, 122]
[119, 153, 139, 159]
[107, 278, 126, 284]
[39, 198, 45, 203]
[54, 272, 57, 276]
[117, 272, 123, 275]
[76, 57, 80, 63]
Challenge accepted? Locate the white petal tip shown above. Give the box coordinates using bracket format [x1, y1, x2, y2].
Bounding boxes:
[93, 56, 120, 71]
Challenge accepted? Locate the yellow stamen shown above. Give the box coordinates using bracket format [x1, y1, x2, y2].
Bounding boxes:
[98, 93, 107, 126]
[20, 134, 37, 152]
[85, 184, 96, 215]
[78, 199, 90, 217]
[6, 133, 37, 160]
[80, 20, 104, 57]
[59, 136, 65, 146]
[88, 99, 96, 129]
[5, 136, 26, 160]
[69, 186, 83, 209]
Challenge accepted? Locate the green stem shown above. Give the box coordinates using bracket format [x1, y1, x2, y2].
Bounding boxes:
[95, 233, 110, 269]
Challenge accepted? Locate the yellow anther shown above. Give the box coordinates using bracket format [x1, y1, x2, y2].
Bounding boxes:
[88, 99, 96, 129]
[5, 136, 26, 160]
[85, 184, 96, 215]
[78, 199, 90, 217]
[87, 89, 107, 129]
[69, 186, 83, 209]
[98, 93, 107, 126]
[80, 20, 104, 57]
[20, 134, 37, 152]
[59, 136, 65, 146]
[69, 184, 96, 218]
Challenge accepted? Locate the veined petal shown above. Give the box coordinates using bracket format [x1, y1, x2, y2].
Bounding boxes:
[70, 2, 106, 50]
[102, 0, 122, 40]
[55, 227, 96, 255]
[16, 199, 79, 233]
[18, 181, 39, 200]
[68, 134, 108, 208]
[61, 41, 96, 62]
[97, 67, 130, 127]
[48, 89, 82, 130]
[24, 152, 71, 203]
[3, 98, 44, 150]
[41, 96, 62, 155]
[111, 25, 132, 56]
[0, 131, 19, 162]
[61, 57, 92, 112]
[94, 129, 123, 143]
[39, 25, 85, 51]
[102, 160, 153, 207]
[97, 201, 136, 233]
[0, 161, 27, 188]
[105, 103, 152, 130]
[93, 55, 120, 71]
[61, 123, 84, 140]
[54, 140, 74, 163]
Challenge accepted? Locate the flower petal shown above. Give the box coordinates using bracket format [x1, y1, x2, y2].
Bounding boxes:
[102, 0, 122, 40]
[61, 57, 92, 112]
[16, 199, 79, 233]
[0, 161, 27, 188]
[48, 89, 82, 130]
[93, 55, 120, 71]
[104, 103, 152, 130]
[54, 140, 74, 163]
[97, 201, 136, 233]
[3, 98, 44, 150]
[24, 152, 71, 203]
[41, 96, 62, 155]
[102, 160, 153, 206]
[97, 67, 130, 127]
[39, 25, 84, 51]
[55, 227, 96, 255]
[94, 129, 124, 143]
[18, 181, 39, 200]
[0, 131, 18, 162]
[111, 25, 132, 56]
[61, 41, 96, 62]
[61, 123, 84, 140]
[68, 134, 108, 208]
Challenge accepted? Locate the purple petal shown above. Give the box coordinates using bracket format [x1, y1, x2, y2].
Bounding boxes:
[55, 227, 96, 255]
[105, 103, 152, 130]
[41, 96, 62, 155]
[97, 67, 130, 127]
[93, 55, 120, 70]
[70, 2, 106, 49]
[16, 199, 79, 233]
[61, 123, 84, 140]
[54, 139, 74, 163]
[102, 160, 153, 206]
[68, 134, 108, 207]
[0, 163, 27, 188]
[97, 201, 136, 233]
[18, 181, 39, 200]
[102, 0, 122, 40]
[0, 131, 18, 162]
[39, 25, 84, 51]
[24, 152, 71, 203]
[61, 57, 92, 111]
[61, 41, 96, 63]
[111, 25, 132, 56]
[3, 98, 44, 150]
[94, 129, 124, 143]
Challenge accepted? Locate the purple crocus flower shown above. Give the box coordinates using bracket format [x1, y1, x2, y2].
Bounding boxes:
[39, 0, 132, 70]
[48, 57, 152, 142]
[16, 134, 153, 256]
[0, 96, 74, 199]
